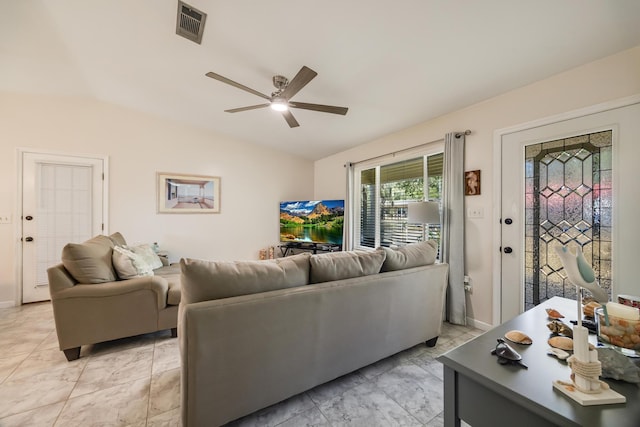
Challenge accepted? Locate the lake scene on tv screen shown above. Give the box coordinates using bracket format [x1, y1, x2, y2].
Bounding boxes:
[280, 200, 344, 245]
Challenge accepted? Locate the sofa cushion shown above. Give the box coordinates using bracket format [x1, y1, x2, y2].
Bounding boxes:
[309, 249, 386, 284]
[112, 245, 155, 279]
[180, 252, 311, 304]
[155, 264, 182, 305]
[61, 235, 117, 284]
[167, 281, 182, 305]
[108, 232, 127, 247]
[380, 240, 438, 272]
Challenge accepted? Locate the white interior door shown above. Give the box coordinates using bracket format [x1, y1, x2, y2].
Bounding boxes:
[22, 152, 105, 303]
[499, 101, 640, 322]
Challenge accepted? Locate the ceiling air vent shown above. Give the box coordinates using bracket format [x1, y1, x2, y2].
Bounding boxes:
[176, 1, 207, 44]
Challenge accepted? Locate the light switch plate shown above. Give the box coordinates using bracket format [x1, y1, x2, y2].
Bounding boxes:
[467, 207, 484, 218]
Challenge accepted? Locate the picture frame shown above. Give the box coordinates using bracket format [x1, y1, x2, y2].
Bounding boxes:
[157, 172, 220, 213]
[464, 170, 481, 196]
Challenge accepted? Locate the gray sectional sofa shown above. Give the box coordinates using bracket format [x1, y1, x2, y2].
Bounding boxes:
[179, 241, 448, 427]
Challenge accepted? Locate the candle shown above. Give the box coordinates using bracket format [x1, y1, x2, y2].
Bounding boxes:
[573, 325, 589, 362]
[605, 302, 640, 321]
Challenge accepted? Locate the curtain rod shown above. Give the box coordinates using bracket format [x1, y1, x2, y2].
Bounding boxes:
[345, 130, 472, 167]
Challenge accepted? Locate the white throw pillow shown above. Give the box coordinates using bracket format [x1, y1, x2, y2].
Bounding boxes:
[129, 244, 164, 270]
[112, 245, 154, 279]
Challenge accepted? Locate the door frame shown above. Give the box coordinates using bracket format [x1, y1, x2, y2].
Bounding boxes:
[15, 148, 109, 306]
[492, 94, 640, 326]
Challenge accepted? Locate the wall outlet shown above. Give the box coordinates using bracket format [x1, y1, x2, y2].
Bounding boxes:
[0, 214, 11, 224]
[464, 275, 472, 292]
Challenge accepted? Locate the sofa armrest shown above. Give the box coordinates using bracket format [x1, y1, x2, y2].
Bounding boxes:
[52, 275, 170, 310]
[47, 264, 78, 294]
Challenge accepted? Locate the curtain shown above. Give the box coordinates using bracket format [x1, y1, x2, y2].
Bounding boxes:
[441, 132, 466, 325]
[343, 162, 356, 251]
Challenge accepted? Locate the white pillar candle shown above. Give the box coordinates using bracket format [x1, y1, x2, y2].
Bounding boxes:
[572, 326, 595, 392]
[605, 302, 640, 320]
[573, 325, 590, 362]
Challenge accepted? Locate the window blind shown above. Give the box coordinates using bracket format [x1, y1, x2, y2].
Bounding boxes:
[380, 158, 424, 246]
[356, 152, 443, 250]
[360, 168, 376, 248]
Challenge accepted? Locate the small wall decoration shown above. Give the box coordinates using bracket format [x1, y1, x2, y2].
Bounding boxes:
[465, 170, 481, 196]
[157, 173, 220, 213]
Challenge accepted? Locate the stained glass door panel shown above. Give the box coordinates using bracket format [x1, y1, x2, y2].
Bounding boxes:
[524, 131, 612, 310]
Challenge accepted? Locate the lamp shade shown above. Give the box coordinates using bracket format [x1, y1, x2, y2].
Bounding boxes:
[407, 201, 440, 224]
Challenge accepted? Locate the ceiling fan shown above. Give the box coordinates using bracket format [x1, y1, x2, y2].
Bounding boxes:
[205, 66, 348, 128]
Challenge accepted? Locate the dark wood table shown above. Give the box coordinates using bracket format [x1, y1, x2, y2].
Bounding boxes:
[437, 297, 640, 427]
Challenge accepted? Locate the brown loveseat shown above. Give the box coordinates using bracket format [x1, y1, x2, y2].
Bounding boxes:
[47, 232, 181, 361]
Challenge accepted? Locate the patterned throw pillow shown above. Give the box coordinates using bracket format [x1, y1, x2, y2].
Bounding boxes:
[129, 244, 164, 270]
[112, 245, 154, 279]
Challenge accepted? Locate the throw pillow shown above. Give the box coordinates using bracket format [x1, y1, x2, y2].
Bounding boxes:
[380, 240, 437, 272]
[129, 244, 164, 270]
[61, 235, 117, 284]
[180, 252, 311, 304]
[309, 249, 386, 284]
[112, 245, 154, 279]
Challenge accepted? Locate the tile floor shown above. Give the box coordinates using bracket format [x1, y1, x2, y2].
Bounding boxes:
[0, 301, 483, 427]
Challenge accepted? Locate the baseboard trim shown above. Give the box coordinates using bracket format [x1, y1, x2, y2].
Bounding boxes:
[467, 317, 492, 331]
[0, 300, 17, 309]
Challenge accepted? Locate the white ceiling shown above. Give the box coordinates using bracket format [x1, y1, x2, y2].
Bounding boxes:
[3, 1, 640, 160]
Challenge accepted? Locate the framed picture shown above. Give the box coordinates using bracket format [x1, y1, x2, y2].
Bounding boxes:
[465, 170, 481, 196]
[157, 173, 220, 213]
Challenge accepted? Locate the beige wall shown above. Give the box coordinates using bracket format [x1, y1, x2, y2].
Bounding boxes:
[0, 94, 314, 306]
[2, 47, 639, 315]
[314, 45, 640, 327]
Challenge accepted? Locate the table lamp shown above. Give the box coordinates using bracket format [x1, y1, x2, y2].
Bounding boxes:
[407, 201, 440, 241]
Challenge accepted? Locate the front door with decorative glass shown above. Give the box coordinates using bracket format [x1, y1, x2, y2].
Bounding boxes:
[500, 101, 640, 323]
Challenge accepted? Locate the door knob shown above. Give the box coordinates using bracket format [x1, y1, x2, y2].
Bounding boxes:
[25, 215, 33, 221]
[24, 237, 34, 242]
[503, 246, 513, 254]
[504, 218, 513, 225]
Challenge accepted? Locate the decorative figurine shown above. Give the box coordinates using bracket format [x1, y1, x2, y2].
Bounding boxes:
[555, 245, 607, 303]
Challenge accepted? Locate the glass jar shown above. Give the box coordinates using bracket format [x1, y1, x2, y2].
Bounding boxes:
[595, 307, 640, 351]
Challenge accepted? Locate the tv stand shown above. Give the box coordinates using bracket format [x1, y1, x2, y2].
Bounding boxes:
[279, 242, 341, 257]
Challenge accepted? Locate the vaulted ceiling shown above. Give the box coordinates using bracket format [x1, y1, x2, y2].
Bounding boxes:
[3, 1, 640, 159]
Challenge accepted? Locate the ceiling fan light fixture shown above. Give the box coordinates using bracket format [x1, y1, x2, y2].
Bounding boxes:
[270, 98, 289, 112]
[205, 66, 348, 128]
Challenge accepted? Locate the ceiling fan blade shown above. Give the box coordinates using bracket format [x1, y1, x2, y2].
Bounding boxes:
[282, 110, 300, 128]
[289, 102, 348, 115]
[205, 72, 271, 100]
[280, 66, 317, 100]
[224, 104, 270, 113]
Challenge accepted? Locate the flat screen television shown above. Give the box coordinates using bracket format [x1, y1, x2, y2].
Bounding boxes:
[280, 199, 344, 245]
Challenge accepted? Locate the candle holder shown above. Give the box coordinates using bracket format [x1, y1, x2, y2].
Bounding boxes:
[552, 245, 626, 405]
